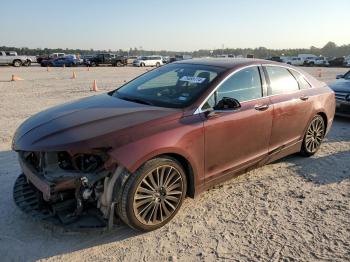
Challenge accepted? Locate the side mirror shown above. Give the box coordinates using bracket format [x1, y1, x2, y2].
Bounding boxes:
[213, 97, 241, 110]
[336, 74, 344, 79]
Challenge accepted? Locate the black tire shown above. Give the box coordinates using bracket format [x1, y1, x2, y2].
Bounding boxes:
[117, 157, 187, 231]
[24, 60, 31, 66]
[300, 115, 325, 157]
[140, 62, 145, 67]
[116, 61, 123, 67]
[13, 60, 22, 67]
[155, 62, 160, 67]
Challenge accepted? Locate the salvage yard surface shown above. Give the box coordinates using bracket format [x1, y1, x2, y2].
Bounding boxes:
[0, 65, 349, 262]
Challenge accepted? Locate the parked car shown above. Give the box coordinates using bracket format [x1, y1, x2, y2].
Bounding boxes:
[175, 54, 192, 61]
[126, 56, 138, 65]
[12, 59, 335, 232]
[268, 56, 284, 62]
[85, 53, 127, 67]
[344, 56, 350, 67]
[1, 51, 35, 66]
[304, 57, 329, 67]
[0, 51, 28, 67]
[329, 70, 350, 117]
[298, 54, 318, 62]
[162, 56, 170, 64]
[40, 57, 57, 67]
[50, 55, 80, 67]
[286, 57, 304, 66]
[39, 53, 66, 65]
[133, 56, 163, 67]
[132, 56, 163, 67]
[328, 57, 345, 67]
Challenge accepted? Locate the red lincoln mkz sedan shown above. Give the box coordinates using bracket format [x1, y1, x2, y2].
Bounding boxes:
[12, 59, 335, 231]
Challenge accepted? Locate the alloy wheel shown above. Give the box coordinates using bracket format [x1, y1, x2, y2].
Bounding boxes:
[133, 165, 184, 225]
[305, 116, 325, 153]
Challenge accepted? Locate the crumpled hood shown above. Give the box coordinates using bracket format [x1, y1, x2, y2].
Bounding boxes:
[329, 79, 350, 93]
[12, 93, 181, 151]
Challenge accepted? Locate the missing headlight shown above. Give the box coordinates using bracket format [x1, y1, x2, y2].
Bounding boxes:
[58, 152, 103, 173]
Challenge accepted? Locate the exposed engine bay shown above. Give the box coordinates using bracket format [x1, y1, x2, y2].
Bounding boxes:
[14, 150, 127, 230]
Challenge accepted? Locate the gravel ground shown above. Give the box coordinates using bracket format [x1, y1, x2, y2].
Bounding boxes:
[0, 65, 349, 262]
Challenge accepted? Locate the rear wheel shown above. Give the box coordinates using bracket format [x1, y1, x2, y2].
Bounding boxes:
[116, 61, 123, 67]
[117, 157, 187, 231]
[140, 62, 145, 67]
[13, 60, 22, 67]
[155, 62, 160, 67]
[24, 60, 31, 66]
[301, 115, 325, 156]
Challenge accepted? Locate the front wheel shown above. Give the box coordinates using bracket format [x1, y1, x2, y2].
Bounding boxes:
[155, 62, 160, 67]
[117, 157, 187, 231]
[301, 115, 325, 156]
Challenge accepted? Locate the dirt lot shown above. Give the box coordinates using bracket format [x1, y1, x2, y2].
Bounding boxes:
[0, 65, 349, 262]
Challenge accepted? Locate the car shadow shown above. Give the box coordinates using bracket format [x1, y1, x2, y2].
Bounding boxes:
[272, 116, 350, 185]
[276, 149, 350, 185]
[0, 150, 141, 261]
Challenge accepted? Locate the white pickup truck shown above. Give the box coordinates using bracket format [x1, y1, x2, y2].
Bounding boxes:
[0, 51, 33, 67]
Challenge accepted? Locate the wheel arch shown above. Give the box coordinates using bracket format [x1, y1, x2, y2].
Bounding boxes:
[110, 147, 198, 199]
[317, 111, 328, 130]
[159, 153, 195, 198]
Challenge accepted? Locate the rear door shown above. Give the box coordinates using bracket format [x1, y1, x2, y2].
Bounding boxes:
[264, 65, 314, 152]
[203, 66, 273, 182]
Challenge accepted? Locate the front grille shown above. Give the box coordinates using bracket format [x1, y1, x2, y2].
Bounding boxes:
[335, 92, 350, 101]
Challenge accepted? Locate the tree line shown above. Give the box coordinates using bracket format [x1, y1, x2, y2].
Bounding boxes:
[1, 41, 349, 58]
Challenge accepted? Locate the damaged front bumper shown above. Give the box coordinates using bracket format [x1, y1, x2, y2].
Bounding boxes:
[13, 151, 125, 231]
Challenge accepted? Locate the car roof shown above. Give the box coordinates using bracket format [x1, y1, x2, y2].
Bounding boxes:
[173, 58, 281, 69]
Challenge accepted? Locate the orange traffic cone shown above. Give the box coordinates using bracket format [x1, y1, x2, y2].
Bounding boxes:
[92, 80, 98, 92]
[11, 74, 23, 81]
[72, 71, 76, 79]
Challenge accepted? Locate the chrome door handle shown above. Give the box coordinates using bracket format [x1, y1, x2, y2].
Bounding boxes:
[254, 104, 269, 111]
[300, 95, 309, 101]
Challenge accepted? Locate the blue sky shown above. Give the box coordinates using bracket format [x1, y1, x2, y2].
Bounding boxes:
[1, 0, 349, 51]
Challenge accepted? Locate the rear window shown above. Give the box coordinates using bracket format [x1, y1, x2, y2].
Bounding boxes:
[265, 66, 299, 95]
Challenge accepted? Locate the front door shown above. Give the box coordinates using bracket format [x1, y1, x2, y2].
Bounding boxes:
[202, 66, 273, 182]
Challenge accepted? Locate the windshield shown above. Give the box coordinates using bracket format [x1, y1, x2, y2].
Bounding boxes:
[113, 63, 225, 108]
[344, 71, 350, 80]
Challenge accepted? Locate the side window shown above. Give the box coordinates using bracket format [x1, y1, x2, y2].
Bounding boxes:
[266, 66, 299, 95]
[202, 67, 262, 109]
[290, 70, 312, 89]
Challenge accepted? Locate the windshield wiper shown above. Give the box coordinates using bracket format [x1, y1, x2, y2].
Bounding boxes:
[117, 94, 154, 106]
